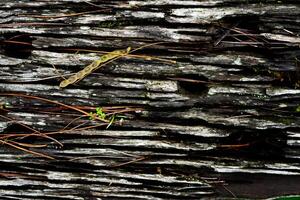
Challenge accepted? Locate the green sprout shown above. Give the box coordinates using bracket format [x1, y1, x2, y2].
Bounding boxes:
[89, 107, 106, 120]
[96, 107, 106, 119]
[89, 107, 129, 129]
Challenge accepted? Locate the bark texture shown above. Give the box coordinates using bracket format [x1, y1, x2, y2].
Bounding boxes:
[1, 0, 300, 199]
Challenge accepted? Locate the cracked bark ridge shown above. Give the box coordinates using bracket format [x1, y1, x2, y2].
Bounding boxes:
[1, 0, 300, 199]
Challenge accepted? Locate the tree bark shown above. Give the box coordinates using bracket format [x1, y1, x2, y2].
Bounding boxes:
[0, 0, 300, 199]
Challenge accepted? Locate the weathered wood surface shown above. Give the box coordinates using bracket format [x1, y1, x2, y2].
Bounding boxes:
[1, 0, 300, 199]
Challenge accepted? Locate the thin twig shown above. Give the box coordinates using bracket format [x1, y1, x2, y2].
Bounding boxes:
[110, 156, 147, 168]
[0, 93, 108, 123]
[0, 139, 55, 160]
[63, 48, 176, 64]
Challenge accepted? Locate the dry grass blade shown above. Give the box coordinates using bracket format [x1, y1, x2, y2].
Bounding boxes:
[110, 156, 147, 168]
[63, 48, 176, 64]
[0, 114, 63, 146]
[0, 139, 55, 160]
[0, 93, 108, 122]
[9, 141, 48, 148]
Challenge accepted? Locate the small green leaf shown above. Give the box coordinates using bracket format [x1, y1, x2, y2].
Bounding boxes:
[89, 112, 95, 120]
[95, 107, 106, 119]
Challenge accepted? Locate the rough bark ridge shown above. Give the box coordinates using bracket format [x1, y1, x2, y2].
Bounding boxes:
[1, 0, 300, 199]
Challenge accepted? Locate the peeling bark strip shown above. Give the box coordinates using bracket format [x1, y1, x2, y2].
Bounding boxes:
[1, 0, 300, 199]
